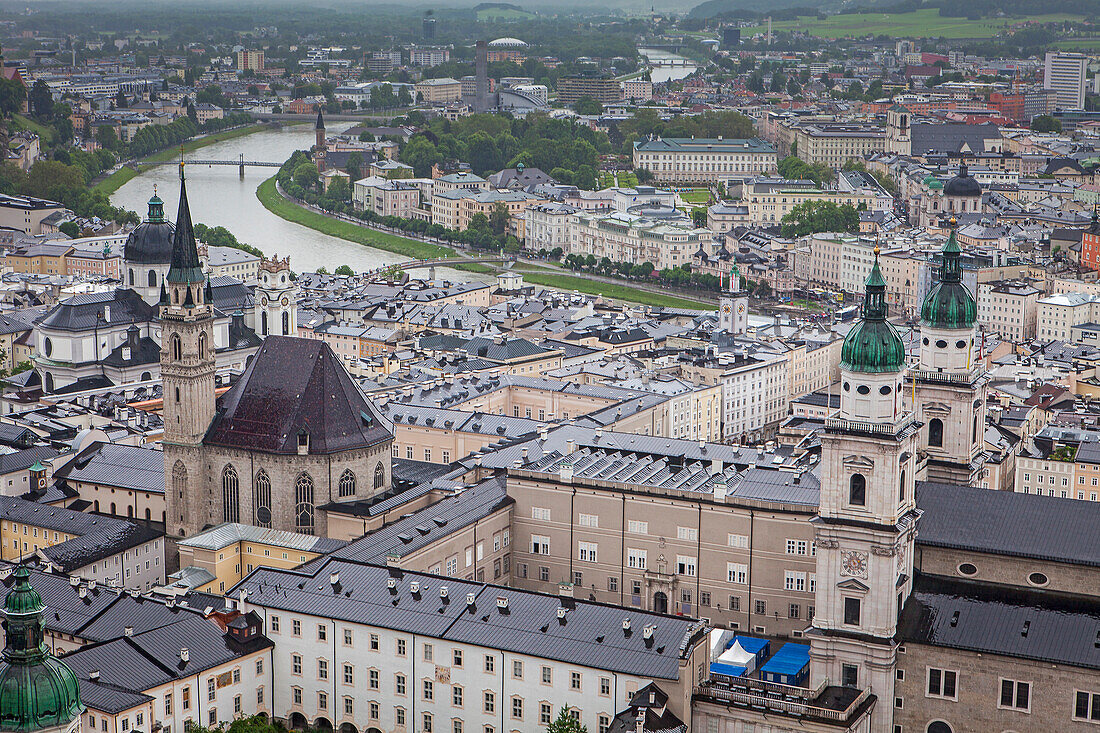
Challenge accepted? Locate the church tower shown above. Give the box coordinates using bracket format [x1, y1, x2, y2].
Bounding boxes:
[810, 248, 920, 733]
[256, 254, 297, 337]
[913, 221, 987, 485]
[718, 264, 749, 335]
[162, 165, 217, 539]
[314, 109, 327, 173]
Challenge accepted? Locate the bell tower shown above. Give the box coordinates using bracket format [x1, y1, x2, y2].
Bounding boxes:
[719, 264, 749, 335]
[314, 109, 327, 173]
[162, 163, 217, 540]
[810, 248, 920, 733]
[913, 220, 988, 485]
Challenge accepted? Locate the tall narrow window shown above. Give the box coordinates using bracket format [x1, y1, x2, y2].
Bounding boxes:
[261, 311, 268, 336]
[222, 464, 240, 523]
[148, 269, 157, 288]
[295, 473, 315, 534]
[282, 311, 290, 335]
[254, 470, 272, 527]
[339, 469, 356, 497]
[899, 469, 906, 503]
[198, 332, 208, 360]
[170, 334, 182, 361]
[849, 473, 866, 506]
[374, 462, 385, 490]
[929, 418, 944, 448]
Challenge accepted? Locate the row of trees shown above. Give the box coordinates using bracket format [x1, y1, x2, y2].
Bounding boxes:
[558, 252, 767, 295]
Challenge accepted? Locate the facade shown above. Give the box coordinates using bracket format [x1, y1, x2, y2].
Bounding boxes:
[1037, 292, 1100, 341]
[556, 77, 623, 105]
[790, 123, 886, 169]
[976, 279, 1040, 341]
[1044, 52, 1088, 110]
[567, 210, 712, 271]
[414, 78, 462, 104]
[233, 558, 709, 733]
[633, 138, 777, 184]
[352, 177, 421, 218]
[744, 180, 889, 226]
[679, 350, 789, 442]
[236, 50, 264, 72]
[0, 194, 66, 236]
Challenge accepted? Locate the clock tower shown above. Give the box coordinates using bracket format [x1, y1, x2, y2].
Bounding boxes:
[810, 248, 920, 733]
[719, 265, 749, 335]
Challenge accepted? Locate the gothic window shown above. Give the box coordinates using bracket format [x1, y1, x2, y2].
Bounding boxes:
[222, 464, 240, 523]
[198, 332, 208, 360]
[261, 311, 268, 336]
[374, 462, 385, 490]
[295, 473, 315, 534]
[929, 418, 944, 448]
[148, 269, 157, 288]
[282, 311, 290, 335]
[339, 469, 356, 497]
[254, 470, 272, 528]
[170, 334, 182, 361]
[172, 460, 188, 528]
[849, 473, 866, 506]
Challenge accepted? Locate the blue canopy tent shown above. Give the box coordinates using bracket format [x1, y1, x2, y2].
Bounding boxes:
[759, 642, 810, 686]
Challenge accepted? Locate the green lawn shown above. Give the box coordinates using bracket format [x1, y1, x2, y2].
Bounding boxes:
[95, 124, 268, 195]
[743, 9, 1086, 39]
[680, 188, 711, 204]
[476, 7, 535, 20]
[257, 176, 492, 273]
[1053, 38, 1100, 50]
[12, 114, 56, 145]
[519, 269, 710, 309]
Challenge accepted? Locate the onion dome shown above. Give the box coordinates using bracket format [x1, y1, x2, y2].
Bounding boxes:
[841, 247, 906, 373]
[124, 189, 176, 265]
[943, 163, 981, 197]
[921, 223, 977, 330]
[0, 567, 83, 733]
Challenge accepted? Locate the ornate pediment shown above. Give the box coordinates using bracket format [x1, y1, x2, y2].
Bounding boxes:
[842, 455, 875, 471]
[836, 578, 869, 592]
[921, 401, 952, 416]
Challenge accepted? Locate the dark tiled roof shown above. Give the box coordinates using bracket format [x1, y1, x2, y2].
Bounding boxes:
[0, 445, 58, 474]
[899, 573, 1100, 670]
[53, 442, 164, 494]
[204, 336, 392, 455]
[233, 558, 703, 680]
[36, 289, 156, 332]
[915, 481, 1100, 567]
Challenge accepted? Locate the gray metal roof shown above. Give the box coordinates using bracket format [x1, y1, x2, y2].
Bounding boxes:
[177, 523, 347, 553]
[53, 441, 164, 494]
[916, 481, 1100, 567]
[233, 558, 704, 680]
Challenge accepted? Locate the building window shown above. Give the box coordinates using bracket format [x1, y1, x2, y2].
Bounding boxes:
[1075, 691, 1100, 721]
[254, 470, 271, 527]
[927, 668, 958, 700]
[843, 597, 861, 626]
[222, 465, 239, 523]
[571, 672, 582, 690]
[849, 473, 866, 506]
[374, 461, 386, 489]
[929, 418, 944, 448]
[512, 698, 523, 719]
[294, 473, 315, 534]
[483, 692, 494, 713]
[578, 542, 598, 562]
[423, 680, 434, 701]
[841, 664, 858, 688]
[1000, 679, 1030, 711]
[338, 469, 356, 497]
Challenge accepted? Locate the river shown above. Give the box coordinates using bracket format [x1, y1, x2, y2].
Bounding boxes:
[111, 123, 485, 281]
[637, 48, 699, 84]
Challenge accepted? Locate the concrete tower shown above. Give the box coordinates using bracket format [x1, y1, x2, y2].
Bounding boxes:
[474, 40, 489, 113]
[810, 248, 920, 733]
[256, 254, 298, 337]
[913, 221, 988, 485]
[162, 165, 217, 540]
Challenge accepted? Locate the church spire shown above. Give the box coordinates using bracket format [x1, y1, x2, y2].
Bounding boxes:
[167, 164, 204, 285]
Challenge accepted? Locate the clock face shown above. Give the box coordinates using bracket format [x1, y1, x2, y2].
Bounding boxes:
[281, 297, 289, 306]
[737, 303, 746, 314]
[840, 550, 868, 578]
[721, 303, 732, 314]
[261, 297, 269, 306]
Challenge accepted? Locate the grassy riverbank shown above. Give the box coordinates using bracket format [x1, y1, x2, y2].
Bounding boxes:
[95, 124, 269, 195]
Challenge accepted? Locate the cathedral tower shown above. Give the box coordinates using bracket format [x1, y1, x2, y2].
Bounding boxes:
[810, 248, 920, 733]
[913, 221, 987, 485]
[162, 165, 217, 539]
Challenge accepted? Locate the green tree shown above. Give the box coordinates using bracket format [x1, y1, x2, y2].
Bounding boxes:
[29, 80, 52, 118]
[325, 176, 350, 202]
[1030, 115, 1062, 133]
[780, 201, 859, 237]
[0, 77, 27, 117]
[345, 152, 364, 180]
[293, 161, 319, 189]
[399, 135, 442, 177]
[489, 201, 510, 236]
[59, 221, 80, 238]
[95, 125, 120, 151]
[573, 95, 603, 115]
[334, 264, 354, 276]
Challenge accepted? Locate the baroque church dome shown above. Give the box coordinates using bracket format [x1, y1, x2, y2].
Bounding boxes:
[0, 567, 83, 733]
[942, 163, 982, 198]
[921, 225, 977, 330]
[841, 249, 906, 373]
[124, 191, 176, 265]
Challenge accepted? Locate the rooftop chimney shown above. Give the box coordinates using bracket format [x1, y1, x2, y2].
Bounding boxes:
[124, 626, 133, 637]
[180, 648, 190, 663]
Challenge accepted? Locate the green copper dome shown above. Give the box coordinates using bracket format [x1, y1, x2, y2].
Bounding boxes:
[0, 567, 83, 733]
[921, 227, 977, 330]
[841, 252, 906, 373]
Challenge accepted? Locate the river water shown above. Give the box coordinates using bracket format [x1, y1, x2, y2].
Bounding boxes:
[637, 48, 699, 84]
[112, 123, 482, 281]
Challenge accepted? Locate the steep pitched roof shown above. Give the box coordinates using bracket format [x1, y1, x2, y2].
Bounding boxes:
[204, 336, 392, 454]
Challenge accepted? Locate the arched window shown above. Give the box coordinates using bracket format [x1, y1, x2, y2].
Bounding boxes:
[927, 723, 953, 733]
[222, 464, 240, 523]
[374, 462, 385, 490]
[849, 473, 866, 506]
[170, 334, 182, 361]
[254, 470, 272, 528]
[929, 418, 944, 448]
[282, 311, 290, 335]
[172, 460, 188, 531]
[973, 415, 979, 445]
[261, 311, 268, 336]
[339, 469, 356, 497]
[899, 469, 906, 503]
[295, 473, 315, 534]
[148, 269, 157, 288]
[44, 373, 54, 393]
[198, 332, 208, 360]
[129, 268, 135, 286]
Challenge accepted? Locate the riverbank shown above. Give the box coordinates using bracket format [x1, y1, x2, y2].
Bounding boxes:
[95, 123, 270, 195]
